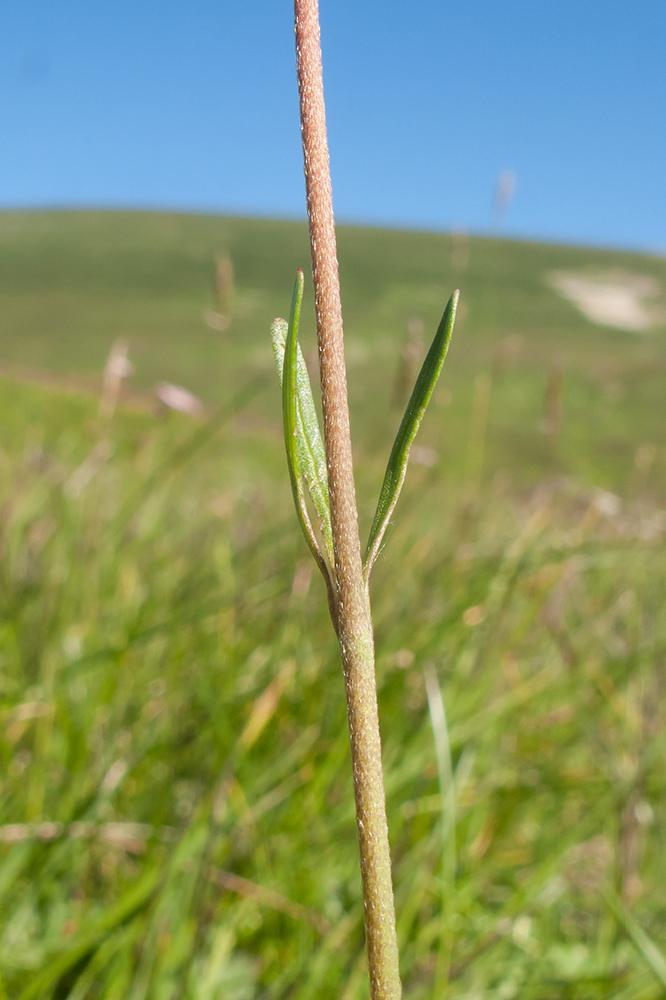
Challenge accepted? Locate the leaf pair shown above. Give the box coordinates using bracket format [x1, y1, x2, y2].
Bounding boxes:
[272, 271, 458, 592]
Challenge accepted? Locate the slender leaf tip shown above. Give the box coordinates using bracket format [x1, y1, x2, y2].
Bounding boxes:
[364, 289, 459, 580]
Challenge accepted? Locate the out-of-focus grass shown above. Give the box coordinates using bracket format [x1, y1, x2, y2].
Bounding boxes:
[0, 372, 664, 999]
[0, 210, 665, 500]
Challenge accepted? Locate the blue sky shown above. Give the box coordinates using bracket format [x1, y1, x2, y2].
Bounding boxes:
[1, 0, 664, 251]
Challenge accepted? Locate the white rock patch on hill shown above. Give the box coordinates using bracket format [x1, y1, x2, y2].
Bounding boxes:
[547, 271, 663, 332]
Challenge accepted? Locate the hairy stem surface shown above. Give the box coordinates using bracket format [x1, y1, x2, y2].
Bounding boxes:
[294, 1, 401, 996]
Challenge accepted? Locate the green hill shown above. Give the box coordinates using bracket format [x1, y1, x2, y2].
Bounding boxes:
[0, 210, 664, 496]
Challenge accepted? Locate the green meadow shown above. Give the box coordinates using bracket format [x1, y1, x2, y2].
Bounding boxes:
[0, 210, 665, 998]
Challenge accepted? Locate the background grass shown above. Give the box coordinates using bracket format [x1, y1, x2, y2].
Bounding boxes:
[1, 209, 665, 497]
[0, 211, 664, 998]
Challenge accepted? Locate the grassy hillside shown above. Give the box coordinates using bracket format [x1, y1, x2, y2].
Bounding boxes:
[0, 212, 665, 999]
[0, 210, 664, 498]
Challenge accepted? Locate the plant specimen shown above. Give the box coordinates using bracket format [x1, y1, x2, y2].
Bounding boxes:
[272, 2, 459, 996]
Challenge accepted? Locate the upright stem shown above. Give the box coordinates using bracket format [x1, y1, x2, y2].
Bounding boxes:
[294, 2, 401, 997]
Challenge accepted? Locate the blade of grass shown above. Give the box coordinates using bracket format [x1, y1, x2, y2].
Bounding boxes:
[64, 926, 137, 1000]
[424, 667, 456, 874]
[424, 665, 456, 996]
[364, 291, 459, 580]
[605, 889, 666, 990]
[16, 868, 161, 1000]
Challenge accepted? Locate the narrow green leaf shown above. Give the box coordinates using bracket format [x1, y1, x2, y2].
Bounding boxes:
[16, 868, 160, 1000]
[364, 290, 459, 579]
[424, 665, 456, 878]
[272, 273, 335, 614]
[605, 889, 666, 990]
[63, 925, 138, 1000]
[271, 272, 333, 568]
[424, 664, 461, 996]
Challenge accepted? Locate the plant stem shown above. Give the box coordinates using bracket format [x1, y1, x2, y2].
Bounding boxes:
[293, 2, 401, 997]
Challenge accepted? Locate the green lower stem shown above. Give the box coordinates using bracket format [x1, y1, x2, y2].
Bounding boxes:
[339, 620, 402, 1000]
